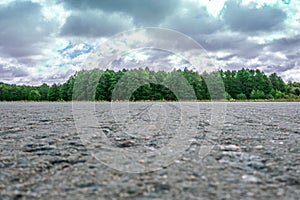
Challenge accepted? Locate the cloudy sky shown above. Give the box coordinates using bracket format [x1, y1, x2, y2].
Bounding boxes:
[0, 0, 299, 85]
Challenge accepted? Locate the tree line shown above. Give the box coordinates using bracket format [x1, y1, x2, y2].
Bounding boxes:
[0, 68, 299, 101]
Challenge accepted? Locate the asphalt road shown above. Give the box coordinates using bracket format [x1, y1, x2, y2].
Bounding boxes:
[0, 102, 299, 199]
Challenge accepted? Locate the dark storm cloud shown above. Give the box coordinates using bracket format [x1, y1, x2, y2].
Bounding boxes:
[0, 64, 28, 80]
[216, 54, 237, 61]
[196, 32, 265, 59]
[60, 0, 180, 26]
[222, 1, 287, 33]
[263, 62, 296, 73]
[60, 0, 224, 38]
[161, 2, 224, 35]
[0, 1, 57, 58]
[199, 34, 246, 51]
[60, 11, 133, 37]
[17, 57, 38, 66]
[267, 35, 300, 52]
[286, 52, 300, 60]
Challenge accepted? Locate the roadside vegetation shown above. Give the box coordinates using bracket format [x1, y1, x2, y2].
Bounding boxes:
[0, 68, 299, 101]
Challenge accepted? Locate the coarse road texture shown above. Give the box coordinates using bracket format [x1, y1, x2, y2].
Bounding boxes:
[0, 102, 299, 199]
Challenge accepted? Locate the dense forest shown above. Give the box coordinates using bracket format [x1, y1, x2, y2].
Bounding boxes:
[0, 68, 299, 101]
